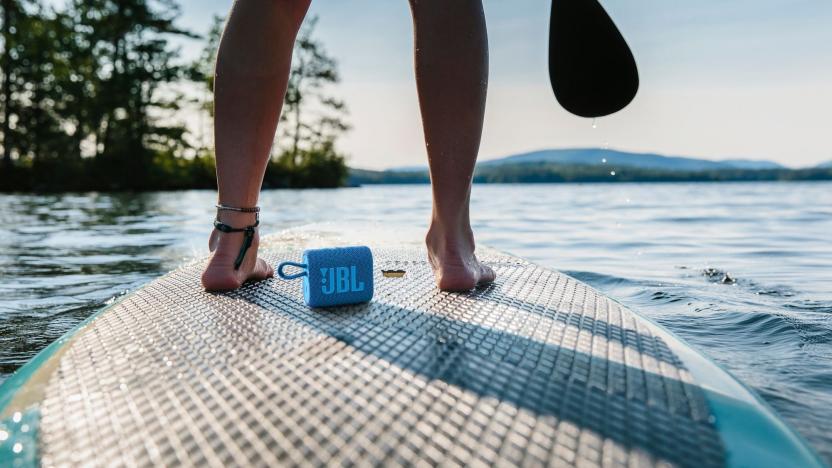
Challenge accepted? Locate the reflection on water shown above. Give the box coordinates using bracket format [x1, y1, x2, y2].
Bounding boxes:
[1, 182, 831, 460]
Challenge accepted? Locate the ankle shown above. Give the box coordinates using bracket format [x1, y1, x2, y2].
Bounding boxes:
[426, 221, 475, 255]
[209, 211, 260, 254]
[214, 225, 260, 245]
[216, 209, 259, 227]
[430, 206, 472, 232]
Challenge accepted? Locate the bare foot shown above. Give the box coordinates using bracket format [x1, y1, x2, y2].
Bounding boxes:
[201, 211, 274, 291]
[426, 222, 496, 291]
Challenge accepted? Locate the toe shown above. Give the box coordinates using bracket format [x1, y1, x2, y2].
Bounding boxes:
[435, 267, 478, 292]
[478, 263, 496, 285]
[249, 257, 274, 282]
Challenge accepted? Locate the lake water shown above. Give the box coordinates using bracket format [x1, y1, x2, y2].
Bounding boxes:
[1, 182, 831, 461]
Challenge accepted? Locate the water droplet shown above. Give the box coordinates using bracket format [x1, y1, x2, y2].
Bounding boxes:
[12, 442, 23, 454]
[591, 118, 597, 129]
[610, 171, 616, 176]
[12, 412, 21, 423]
[20, 424, 29, 433]
[625, 198, 631, 203]
[0, 430, 8, 441]
[601, 158, 607, 164]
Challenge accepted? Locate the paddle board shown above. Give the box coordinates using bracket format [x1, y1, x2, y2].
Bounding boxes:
[0, 225, 823, 467]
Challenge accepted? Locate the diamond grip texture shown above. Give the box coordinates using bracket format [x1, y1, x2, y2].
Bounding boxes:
[38, 247, 725, 467]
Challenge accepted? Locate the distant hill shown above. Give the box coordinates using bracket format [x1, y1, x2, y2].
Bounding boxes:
[718, 159, 786, 170]
[393, 148, 785, 173]
[816, 161, 832, 168]
[348, 148, 831, 186]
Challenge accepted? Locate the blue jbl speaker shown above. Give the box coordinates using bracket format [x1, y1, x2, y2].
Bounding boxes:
[277, 246, 374, 308]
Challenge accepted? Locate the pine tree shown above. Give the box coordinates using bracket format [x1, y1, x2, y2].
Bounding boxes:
[279, 16, 349, 169]
[191, 14, 350, 188]
[0, 0, 13, 169]
[65, 0, 195, 188]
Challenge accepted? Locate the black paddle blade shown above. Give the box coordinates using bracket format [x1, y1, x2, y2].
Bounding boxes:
[548, 0, 639, 118]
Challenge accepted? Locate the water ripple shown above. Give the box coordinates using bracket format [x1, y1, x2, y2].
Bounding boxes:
[0, 182, 830, 461]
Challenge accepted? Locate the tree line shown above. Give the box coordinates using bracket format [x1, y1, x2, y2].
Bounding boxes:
[0, 0, 349, 192]
[349, 163, 832, 185]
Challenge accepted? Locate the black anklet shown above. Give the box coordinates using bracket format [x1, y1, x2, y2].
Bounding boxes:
[213, 205, 260, 270]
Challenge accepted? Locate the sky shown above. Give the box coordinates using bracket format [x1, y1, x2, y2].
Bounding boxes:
[175, 0, 832, 169]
